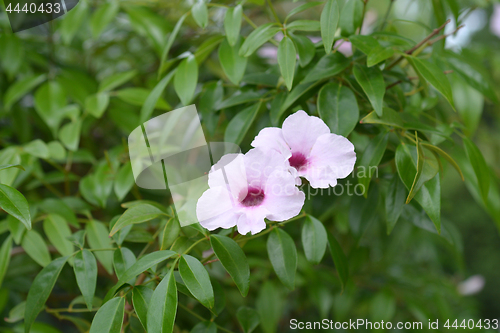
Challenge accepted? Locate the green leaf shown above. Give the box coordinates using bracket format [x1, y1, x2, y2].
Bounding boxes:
[349, 35, 380, 55]
[47, 141, 66, 160]
[210, 234, 250, 297]
[89, 297, 125, 333]
[114, 162, 134, 202]
[34, 81, 67, 136]
[385, 176, 406, 234]
[286, 20, 320, 31]
[98, 70, 137, 92]
[179, 254, 214, 309]
[116, 87, 169, 109]
[79, 163, 113, 208]
[74, 249, 98, 311]
[317, 82, 359, 137]
[110, 204, 167, 236]
[0, 148, 21, 186]
[104, 250, 177, 302]
[192, 0, 208, 28]
[90, 1, 119, 38]
[68, 230, 86, 248]
[290, 34, 315, 68]
[140, 70, 176, 123]
[239, 23, 280, 57]
[39, 198, 78, 228]
[219, 37, 248, 85]
[360, 108, 403, 128]
[237, 307, 260, 333]
[0, 35, 23, 79]
[224, 102, 261, 145]
[59, 119, 82, 151]
[421, 142, 464, 181]
[113, 247, 136, 281]
[147, 270, 177, 333]
[353, 64, 385, 116]
[159, 13, 188, 78]
[339, 0, 363, 36]
[215, 90, 261, 110]
[395, 144, 441, 233]
[256, 281, 282, 333]
[43, 214, 74, 257]
[463, 137, 490, 203]
[24, 256, 68, 333]
[86, 220, 114, 274]
[301, 215, 328, 265]
[195, 35, 225, 65]
[161, 218, 181, 250]
[0, 235, 12, 288]
[60, 0, 89, 44]
[132, 285, 153, 330]
[280, 81, 321, 115]
[370, 290, 396, 321]
[277, 36, 297, 91]
[267, 228, 297, 290]
[327, 232, 348, 291]
[320, 0, 340, 53]
[4, 74, 46, 110]
[85, 93, 110, 118]
[0, 184, 31, 230]
[224, 4, 242, 46]
[174, 54, 198, 106]
[407, 56, 455, 110]
[0, 164, 24, 172]
[367, 45, 395, 67]
[191, 321, 217, 333]
[302, 52, 349, 83]
[357, 131, 388, 196]
[286, 1, 322, 20]
[349, 185, 379, 237]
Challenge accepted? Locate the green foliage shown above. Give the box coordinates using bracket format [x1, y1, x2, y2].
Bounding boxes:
[1, 0, 499, 331]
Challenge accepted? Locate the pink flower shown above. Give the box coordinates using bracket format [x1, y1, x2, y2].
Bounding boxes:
[251, 111, 356, 188]
[196, 148, 305, 235]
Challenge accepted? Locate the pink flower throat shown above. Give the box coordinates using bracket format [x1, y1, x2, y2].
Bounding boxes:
[240, 187, 265, 207]
[289, 152, 307, 169]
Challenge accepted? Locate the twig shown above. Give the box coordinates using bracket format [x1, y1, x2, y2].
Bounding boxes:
[203, 258, 219, 266]
[386, 70, 453, 90]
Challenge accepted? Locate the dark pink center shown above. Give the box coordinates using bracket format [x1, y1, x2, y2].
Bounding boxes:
[289, 152, 307, 169]
[240, 187, 265, 207]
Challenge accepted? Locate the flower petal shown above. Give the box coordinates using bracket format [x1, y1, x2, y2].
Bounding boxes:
[282, 110, 330, 156]
[251, 127, 291, 160]
[208, 153, 247, 199]
[236, 209, 268, 235]
[302, 133, 356, 188]
[197, 186, 238, 230]
[244, 148, 289, 186]
[263, 170, 305, 221]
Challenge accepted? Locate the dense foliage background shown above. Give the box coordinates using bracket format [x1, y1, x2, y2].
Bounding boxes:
[1, 0, 500, 332]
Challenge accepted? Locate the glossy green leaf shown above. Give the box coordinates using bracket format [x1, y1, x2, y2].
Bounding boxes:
[215, 90, 261, 110]
[4, 74, 46, 111]
[267, 228, 297, 290]
[237, 306, 260, 333]
[60, 0, 89, 44]
[224, 4, 242, 46]
[147, 270, 177, 333]
[256, 281, 282, 333]
[0, 184, 31, 230]
[86, 220, 114, 274]
[360, 107, 403, 128]
[59, 119, 82, 151]
[286, 20, 320, 31]
[114, 162, 134, 202]
[89, 297, 125, 333]
[179, 254, 214, 309]
[320, 0, 339, 53]
[192, 0, 208, 28]
[47, 141, 66, 160]
[43, 214, 74, 257]
[74, 249, 98, 311]
[34, 81, 67, 135]
[407, 56, 455, 110]
[463, 137, 490, 203]
[0, 164, 24, 172]
[224, 102, 261, 145]
[110, 203, 167, 236]
[159, 13, 188, 77]
[0, 235, 12, 288]
[290, 34, 315, 67]
[210, 234, 250, 297]
[286, 1, 322, 21]
[174, 54, 198, 106]
[104, 250, 176, 302]
[22, 230, 51, 267]
[113, 247, 136, 281]
[339, 0, 363, 36]
[23, 139, 49, 159]
[353, 64, 385, 116]
[367, 46, 395, 67]
[191, 321, 217, 333]
[116, 88, 169, 110]
[140, 70, 176, 123]
[161, 218, 181, 250]
[302, 52, 349, 83]
[90, 1, 119, 38]
[219, 37, 247, 85]
[39, 198, 78, 228]
[280, 81, 321, 115]
[277, 36, 296, 91]
[98, 70, 137, 92]
[132, 285, 153, 330]
[357, 131, 388, 196]
[421, 142, 464, 181]
[317, 82, 359, 137]
[239, 23, 280, 57]
[385, 176, 407, 234]
[301, 215, 328, 265]
[85, 92, 109, 118]
[24, 256, 68, 333]
[349, 35, 380, 55]
[327, 232, 348, 291]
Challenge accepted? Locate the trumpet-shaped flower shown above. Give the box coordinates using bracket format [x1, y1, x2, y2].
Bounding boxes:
[251, 110, 356, 188]
[196, 148, 305, 235]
